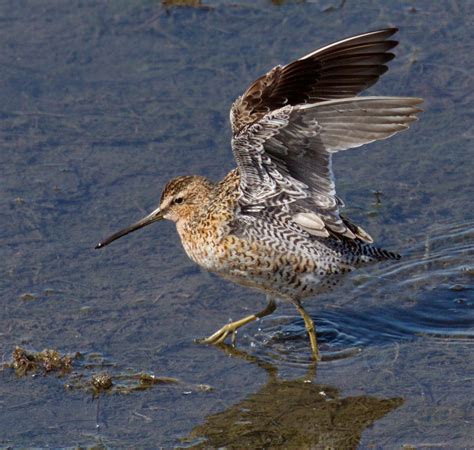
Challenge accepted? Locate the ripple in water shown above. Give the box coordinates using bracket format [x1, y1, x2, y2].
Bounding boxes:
[242, 220, 474, 366]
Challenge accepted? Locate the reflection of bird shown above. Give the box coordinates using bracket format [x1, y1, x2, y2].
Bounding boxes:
[186, 345, 403, 448]
[96, 28, 422, 360]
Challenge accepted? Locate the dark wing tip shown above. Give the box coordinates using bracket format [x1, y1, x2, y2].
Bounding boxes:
[369, 27, 399, 37]
[230, 27, 403, 134]
[383, 27, 398, 33]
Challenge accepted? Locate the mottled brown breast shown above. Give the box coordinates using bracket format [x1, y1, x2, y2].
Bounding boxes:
[176, 170, 241, 269]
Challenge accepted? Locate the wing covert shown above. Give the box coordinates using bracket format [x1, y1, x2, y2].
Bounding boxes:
[232, 96, 423, 240]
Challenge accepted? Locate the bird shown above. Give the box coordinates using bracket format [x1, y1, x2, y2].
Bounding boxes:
[96, 28, 422, 361]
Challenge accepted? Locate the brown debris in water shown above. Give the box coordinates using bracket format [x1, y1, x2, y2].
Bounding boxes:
[7, 347, 192, 396]
[11, 347, 74, 377]
[91, 372, 114, 392]
[65, 371, 181, 395]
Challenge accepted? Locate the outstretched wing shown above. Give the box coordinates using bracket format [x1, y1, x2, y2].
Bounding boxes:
[232, 97, 423, 241]
[230, 28, 398, 134]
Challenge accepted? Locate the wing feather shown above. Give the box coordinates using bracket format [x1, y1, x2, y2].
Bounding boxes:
[230, 28, 398, 133]
[232, 96, 423, 241]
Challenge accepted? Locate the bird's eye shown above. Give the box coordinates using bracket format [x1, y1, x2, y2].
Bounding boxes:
[174, 197, 184, 205]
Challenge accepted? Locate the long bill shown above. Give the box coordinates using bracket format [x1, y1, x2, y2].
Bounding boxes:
[95, 206, 164, 249]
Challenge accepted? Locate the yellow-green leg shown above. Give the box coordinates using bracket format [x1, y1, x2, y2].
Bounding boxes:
[295, 300, 320, 361]
[196, 297, 276, 345]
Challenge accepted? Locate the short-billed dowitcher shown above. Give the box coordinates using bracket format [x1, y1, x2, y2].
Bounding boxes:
[96, 28, 422, 360]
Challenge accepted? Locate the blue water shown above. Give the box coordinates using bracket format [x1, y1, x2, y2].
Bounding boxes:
[1, 0, 473, 447]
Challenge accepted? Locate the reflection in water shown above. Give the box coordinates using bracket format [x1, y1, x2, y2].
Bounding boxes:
[185, 346, 403, 448]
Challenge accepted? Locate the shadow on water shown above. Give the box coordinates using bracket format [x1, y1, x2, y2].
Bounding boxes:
[184, 346, 403, 449]
[240, 219, 474, 365]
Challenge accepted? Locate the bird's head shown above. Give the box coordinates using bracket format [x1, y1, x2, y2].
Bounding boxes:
[95, 175, 213, 249]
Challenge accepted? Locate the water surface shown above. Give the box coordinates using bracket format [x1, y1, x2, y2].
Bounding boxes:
[1, 0, 473, 447]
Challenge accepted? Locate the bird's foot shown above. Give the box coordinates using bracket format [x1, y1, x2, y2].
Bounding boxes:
[195, 298, 277, 348]
[196, 323, 236, 345]
[195, 313, 259, 346]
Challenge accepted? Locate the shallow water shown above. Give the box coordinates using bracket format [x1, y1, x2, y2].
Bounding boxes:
[1, 0, 473, 447]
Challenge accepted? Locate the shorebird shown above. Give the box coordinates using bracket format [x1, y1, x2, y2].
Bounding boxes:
[96, 28, 422, 360]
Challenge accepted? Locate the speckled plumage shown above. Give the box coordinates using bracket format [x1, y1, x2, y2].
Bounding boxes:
[171, 170, 393, 301]
[97, 28, 422, 360]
